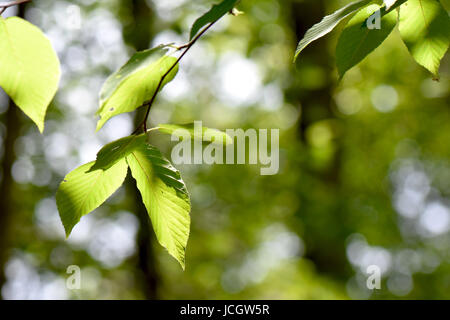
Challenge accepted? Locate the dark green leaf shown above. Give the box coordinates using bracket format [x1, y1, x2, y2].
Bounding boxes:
[190, 0, 239, 40]
[294, 0, 372, 61]
[336, 4, 398, 78]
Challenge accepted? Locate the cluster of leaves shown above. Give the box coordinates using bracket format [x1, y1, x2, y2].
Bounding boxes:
[2, 0, 447, 271]
[294, 0, 450, 78]
[0, 0, 237, 269]
[55, 0, 238, 269]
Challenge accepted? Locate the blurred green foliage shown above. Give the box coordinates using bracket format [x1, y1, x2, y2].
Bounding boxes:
[0, 0, 448, 300]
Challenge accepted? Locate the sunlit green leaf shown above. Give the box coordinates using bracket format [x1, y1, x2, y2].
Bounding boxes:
[96, 46, 178, 131]
[158, 123, 233, 145]
[294, 0, 371, 61]
[0, 17, 60, 133]
[89, 134, 147, 171]
[398, 0, 450, 76]
[56, 159, 128, 237]
[126, 144, 190, 269]
[190, 0, 239, 40]
[336, 4, 398, 78]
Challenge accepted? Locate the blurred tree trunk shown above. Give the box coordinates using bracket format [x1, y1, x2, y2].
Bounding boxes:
[289, 1, 334, 138]
[119, 0, 160, 300]
[0, 100, 21, 300]
[287, 0, 349, 278]
[0, 4, 26, 300]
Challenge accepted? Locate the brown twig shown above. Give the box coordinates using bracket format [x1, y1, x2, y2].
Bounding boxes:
[133, 20, 219, 134]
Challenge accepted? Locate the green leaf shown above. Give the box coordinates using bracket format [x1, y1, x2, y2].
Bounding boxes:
[190, 0, 239, 40]
[158, 123, 233, 145]
[398, 0, 450, 76]
[126, 144, 191, 269]
[336, 4, 398, 78]
[56, 159, 128, 237]
[89, 134, 147, 171]
[96, 46, 179, 131]
[0, 17, 60, 133]
[293, 0, 372, 61]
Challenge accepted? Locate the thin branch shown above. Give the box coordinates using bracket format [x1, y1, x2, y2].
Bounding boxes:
[0, 0, 31, 9]
[175, 38, 196, 51]
[146, 127, 160, 133]
[134, 20, 219, 134]
[0, 0, 31, 15]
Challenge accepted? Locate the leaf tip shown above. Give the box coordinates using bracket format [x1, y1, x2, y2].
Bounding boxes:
[63, 219, 76, 239]
[95, 120, 104, 132]
[58, 208, 74, 239]
[37, 123, 45, 134]
[177, 253, 186, 271]
[293, 50, 301, 63]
